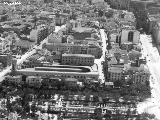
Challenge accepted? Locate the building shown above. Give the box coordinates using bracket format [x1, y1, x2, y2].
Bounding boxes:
[41, 77, 62, 89]
[44, 42, 102, 58]
[5, 75, 22, 85]
[148, 14, 160, 34]
[108, 66, 124, 82]
[30, 24, 48, 44]
[61, 53, 95, 66]
[26, 76, 42, 88]
[120, 29, 140, 44]
[152, 21, 160, 44]
[55, 13, 70, 26]
[0, 54, 12, 67]
[48, 29, 63, 43]
[14, 64, 99, 81]
[0, 37, 12, 53]
[124, 64, 150, 85]
[64, 78, 79, 88]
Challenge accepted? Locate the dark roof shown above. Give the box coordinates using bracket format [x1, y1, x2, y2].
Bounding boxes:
[72, 32, 91, 40]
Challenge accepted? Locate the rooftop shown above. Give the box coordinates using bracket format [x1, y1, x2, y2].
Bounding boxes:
[108, 67, 124, 73]
[16, 65, 98, 76]
[62, 53, 94, 58]
[124, 64, 150, 73]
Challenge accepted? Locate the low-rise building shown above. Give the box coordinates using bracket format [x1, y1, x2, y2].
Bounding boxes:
[30, 24, 48, 44]
[5, 75, 22, 85]
[62, 53, 95, 66]
[26, 76, 42, 87]
[124, 64, 150, 85]
[108, 66, 124, 82]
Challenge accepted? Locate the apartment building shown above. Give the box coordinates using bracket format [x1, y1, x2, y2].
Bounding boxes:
[30, 24, 48, 44]
[61, 53, 95, 66]
[124, 64, 150, 85]
[44, 42, 102, 58]
[108, 66, 124, 82]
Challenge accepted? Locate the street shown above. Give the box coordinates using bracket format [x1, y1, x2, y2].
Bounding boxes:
[137, 34, 160, 119]
[94, 29, 107, 84]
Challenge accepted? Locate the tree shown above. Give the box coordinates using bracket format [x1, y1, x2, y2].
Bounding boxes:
[94, 108, 103, 120]
[136, 112, 155, 120]
[114, 80, 123, 88]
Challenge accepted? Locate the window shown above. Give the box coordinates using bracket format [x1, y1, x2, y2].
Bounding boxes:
[128, 31, 134, 42]
[116, 36, 119, 43]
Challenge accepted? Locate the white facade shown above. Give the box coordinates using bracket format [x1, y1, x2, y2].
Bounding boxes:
[121, 29, 140, 44]
[30, 29, 38, 42]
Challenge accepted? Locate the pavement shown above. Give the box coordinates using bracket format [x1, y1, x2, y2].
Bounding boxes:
[137, 34, 160, 119]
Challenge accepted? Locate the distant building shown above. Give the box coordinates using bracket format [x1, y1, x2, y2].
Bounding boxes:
[61, 53, 95, 66]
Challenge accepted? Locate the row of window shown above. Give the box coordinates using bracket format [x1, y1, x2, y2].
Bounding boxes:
[62, 59, 94, 62]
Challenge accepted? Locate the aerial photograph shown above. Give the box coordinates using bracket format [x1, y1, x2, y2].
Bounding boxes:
[0, 0, 160, 119]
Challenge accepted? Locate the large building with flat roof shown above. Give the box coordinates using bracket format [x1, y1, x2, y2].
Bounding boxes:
[15, 64, 99, 80]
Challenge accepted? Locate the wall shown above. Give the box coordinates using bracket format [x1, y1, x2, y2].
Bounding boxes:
[121, 29, 140, 44]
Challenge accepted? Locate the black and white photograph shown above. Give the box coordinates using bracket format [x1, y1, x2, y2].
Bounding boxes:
[0, 0, 159, 119]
